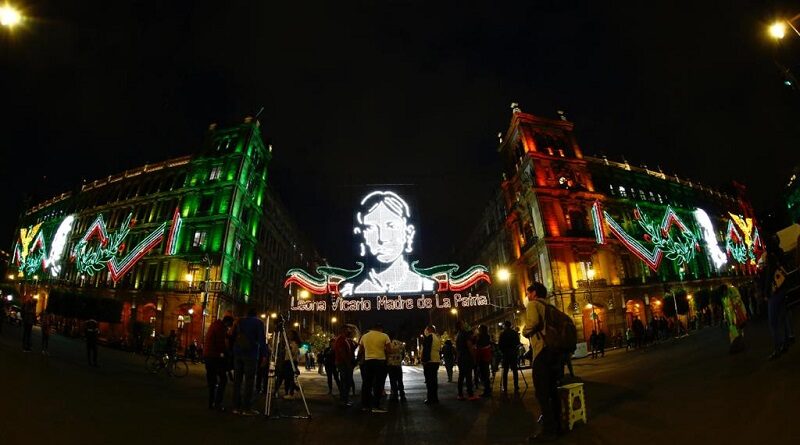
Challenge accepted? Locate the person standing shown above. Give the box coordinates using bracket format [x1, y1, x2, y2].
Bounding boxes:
[358, 323, 391, 413]
[21, 300, 35, 352]
[422, 325, 441, 404]
[597, 330, 606, 358]
[230, 308, 267, 416]
[441, 339, 455, 383]
[386, 334, 406, 402]
[589, 330, 598, 359]
[498, 320, 520, 394]
[85, 318, 99, 366]
[323, 338, 341, 395]
[455, 320, 478, 401]
[523, 282, 563, 443]
[475, 324, 493, 397]
[632, 317, 645, 349]
[334, 325, 356, 407]
[40, 312, 51, 355]
[204, 315, 233, 411]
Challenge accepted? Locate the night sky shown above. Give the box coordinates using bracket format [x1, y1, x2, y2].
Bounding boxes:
[2, 0, 799, 266]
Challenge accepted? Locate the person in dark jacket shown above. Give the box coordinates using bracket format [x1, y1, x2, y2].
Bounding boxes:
[475, 325, 493, 397]
[498, 320, 520, 393]
[85, 318, 99, 366]
[323, 338, 341, 394]
[204, 315, 233, 410]
[230, 308, 268, 416]
[455, 321, 477, 400]
[441, 339, 455, 382]
[334, 325, 356, 407]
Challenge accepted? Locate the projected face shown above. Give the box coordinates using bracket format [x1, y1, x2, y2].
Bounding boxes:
[355, 191, 415, 262]
[362, 203, 408, 263]
[342, 191, 433, 296]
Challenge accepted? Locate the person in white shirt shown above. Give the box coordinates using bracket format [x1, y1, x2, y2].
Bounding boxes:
[358, 323, 391, 413]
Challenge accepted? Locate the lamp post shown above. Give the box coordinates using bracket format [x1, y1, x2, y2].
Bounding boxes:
[497, 267, 514, 322]
[586, 268, 598, 332]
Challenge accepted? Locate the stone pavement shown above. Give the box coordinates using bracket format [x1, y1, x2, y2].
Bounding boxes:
[0, 312, 798, 445]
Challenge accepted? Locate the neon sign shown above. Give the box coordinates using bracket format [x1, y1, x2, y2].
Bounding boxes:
[693, 209, 727, 270]
[592, 202, 699, 271]
[14, 217, 77, 277]
[725, 213, 762, 265]
[285, 190, 491, 297]
[46, 215, 76, 277]
[72, 208, 182, 282]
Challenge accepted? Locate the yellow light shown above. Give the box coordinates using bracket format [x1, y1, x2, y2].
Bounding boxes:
[450, 308, 458, 315]
[33, 294, 39, 300]
[293, 322, 300, 327]
[497, 268, 510, 282]
[299, 289, 310, 299]
[270, 313, 277, 319]
[0, 4, 21, 28]
[687, 294, 693, 300]
[331, 316, 337, 324]
[587, 268, 596, 280]
[260, 313, 266, 319]
[188, 308, 194, 315]
[185, 273, 193, 282]
[769, 21, 787, 39]
[584, 303, 593, 309]
[33, 275, 38, 281]
[7, 274, 14, 280]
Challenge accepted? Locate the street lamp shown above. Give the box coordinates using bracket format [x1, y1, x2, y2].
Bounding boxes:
[270, 312, 277, 319]
[331, 316, 337, 324]
[587, 268, 597, 331]
[768, 16, 800, 40]
[0, 4, 22, 29]
[7, 274, 14, 281]
[450, 308, 458, 316]
[299, 289, 310, 299]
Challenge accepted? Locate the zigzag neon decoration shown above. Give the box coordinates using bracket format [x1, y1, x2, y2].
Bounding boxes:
[72, 208, 181, 282]
[592, 202, 698, 271]
[164, 208, 182, 255]
[108, 223, 166, 281]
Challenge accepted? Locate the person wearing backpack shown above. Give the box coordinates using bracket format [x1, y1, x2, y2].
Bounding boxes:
[523, 282, 577, 443]
[230, 307, 267, 416]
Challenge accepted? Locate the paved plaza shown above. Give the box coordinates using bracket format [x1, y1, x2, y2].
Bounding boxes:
[0, 312, 798, 445]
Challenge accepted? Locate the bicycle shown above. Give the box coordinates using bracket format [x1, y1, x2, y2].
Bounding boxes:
[146, 351, 189, 377]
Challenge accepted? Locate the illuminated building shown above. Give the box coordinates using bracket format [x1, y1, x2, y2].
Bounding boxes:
[786, 167, 800, 224]
[465, 107, 762, 341]
[8, 117, 318, 344]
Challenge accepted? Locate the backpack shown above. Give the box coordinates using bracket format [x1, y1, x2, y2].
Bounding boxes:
[529, 300, 578, 353]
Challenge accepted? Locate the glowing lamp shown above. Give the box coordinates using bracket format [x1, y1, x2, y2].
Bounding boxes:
[497, 268, 510, 282]
[6, 295, 12, 301]
[769, 21, 787, 39]
[270, 313, 277, 319]
[7, 274, 13, 280]
[587, 268, 596, 280]
[188, 308, 194, 315]
[260, 313, 267, 319]
[293, 322, 300, 328]
[299, 289, 310, 299]
[0, 5, 22, 28]
[450, 308, 458, 315]
[331, 316, 337, 324]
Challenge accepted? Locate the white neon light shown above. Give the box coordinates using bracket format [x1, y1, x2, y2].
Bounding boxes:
[342, 191, 435, 296]
[693, 209, 727, 270]
[46, 215, 75, 277]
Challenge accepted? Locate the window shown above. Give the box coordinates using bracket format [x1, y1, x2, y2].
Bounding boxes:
[649, 191, 656, 202]
[192, 231, 207, 248]
[234, 238, 242, 260]
[638, 190, 647, 201]
[618, 186, 627, 198]
[209, 167, 222, 181]
[609, 184, 615, 195]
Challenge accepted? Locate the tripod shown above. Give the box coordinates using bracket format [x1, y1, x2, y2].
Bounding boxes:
[264, 317, 311, 419]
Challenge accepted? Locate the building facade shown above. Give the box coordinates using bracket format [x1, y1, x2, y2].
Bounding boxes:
[461, 107, 762, 342]
[8, 118, 317, 346]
